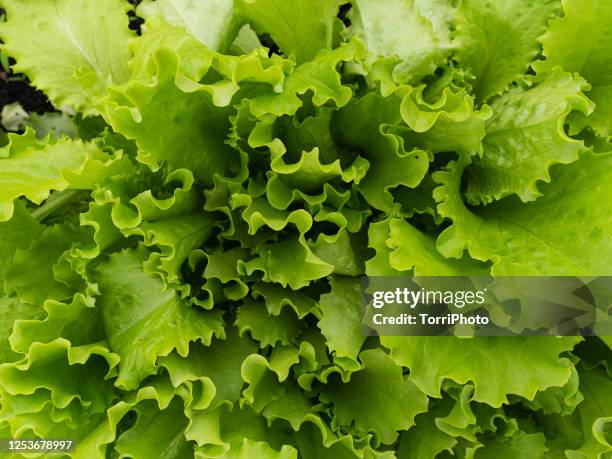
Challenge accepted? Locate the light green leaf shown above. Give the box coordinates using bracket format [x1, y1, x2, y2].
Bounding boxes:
[474, 432, 548, 458]
[115, 397, 194, 459]
[236, 300, 303, 347]
[454, 0, 557, 101]
[0, 130, 124, 222]
[5, 223, 87, 305]
[465, 70, 593, 204]
[240, 354, 286, 412]
[0, 297, 42, 364]
[397, 409, 456, 459]
[260, 380, 317, 430]
[204, 248, 251, 284]
[161, 328, 257, 409]
[295, 420, 395, 459]
[414, 0, 456, 47]
[435, 152, 612, 275]
[233, 193, 313, 235]
[320, 348, 429, 445]
[310, 228, 367, 276]
[0, 339, 118, 438]
[365, 219, 403, 277]
[535, 0, 612, 136]
[387, 218, 489, 276]
[10, 294, 104, 354]
[317, 277, 366, 363]
[251, 283, 318, 319]
[249, 41, 362, 117]
[270, 147, 346, 193]
[0, 0, 132, 113]
[566, 364, 612, 459]
[519, 364, 583, 416]
[381, 336, 580, 407]
[231, 24, 263, 55]
[352, 0, 446, 82]
[187, 403, 292, 457]
[399, 85, 492, 156]
[238, 0, 339, 63]
[0, 201, 43, 288]
[103, 46, 240, 186]
[241, 237, 333, 289]
[267, 343, 312, 382]
[207, 439, 297, 459]
[25, 111, 77, 139]
[140, 0, 241, 52]
[95, 247, 225, 389]
[124, 212, 217, 284]
[334, 91, 429, 210]
[74, 380, 186, 459]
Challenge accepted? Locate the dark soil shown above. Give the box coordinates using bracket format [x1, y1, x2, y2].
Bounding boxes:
[338, 3, 352, 27]
[0, 72, 55, 114]
[0, 5, 54, 115]
[128, 0, 144, 34]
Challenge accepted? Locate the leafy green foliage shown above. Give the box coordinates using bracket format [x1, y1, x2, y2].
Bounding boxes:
[535, 0, 612, 137]
[0, 0, 610, 457]
[0, 0, 132, 114]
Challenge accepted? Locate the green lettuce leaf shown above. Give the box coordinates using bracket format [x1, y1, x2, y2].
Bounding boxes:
[248, 40, 362, 117]
[399, 84, 492, 156]
[317, 277, 366, 363]
[0, 0, 132, 114]
[535, 0, 612, 137]
[0, 2, 611, 457]
[351, 0, 447, 82]
[238, 0, 340, 63]
[397, 403, 457, 459]
[103, 45, 240, 186]
[236, 299, 303, 347]
[566, 364, 612, 458]
[382, 336, 580, 407]
[0, 297, 42, 364]
[387, 218, 489, 276]
[139, 0, 241, 52]
[9, 294, 104, 355]
[0, 339, 119, 438]
[241, 237, 333, 289]
[454, 0, 557, 101]
[320, 348, 429, 445]
[465, 70, 593, 204]
[160, 327, 257, 409]
[0, 130, 126, 222]
[95, 247, 225, 389]
[334, 91, 429, 210]
[115, 396, 194, 459]
[435, 152, 612, 275]
[5, 223, 88, 305]
[0, 201, 43, 289]
[474, 432, 548, 458]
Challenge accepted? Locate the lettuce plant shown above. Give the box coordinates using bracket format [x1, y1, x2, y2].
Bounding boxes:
[0, 0, 610, 457]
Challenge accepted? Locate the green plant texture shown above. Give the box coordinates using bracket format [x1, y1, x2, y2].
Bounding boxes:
[0, 0, 611, 457]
